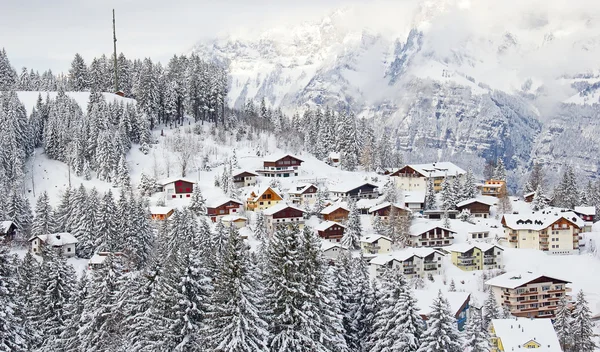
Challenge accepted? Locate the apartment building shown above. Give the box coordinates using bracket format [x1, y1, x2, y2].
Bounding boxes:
[485, 271, 572, 318]
[390, 162, 466, 193]
[359, 234, 392, 255]
[409, 221, 456, 247]
[445, 243, 504, 271]
[368, 248, 445, 279]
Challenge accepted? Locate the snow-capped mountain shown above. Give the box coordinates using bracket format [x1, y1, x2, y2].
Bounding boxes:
[193, 0, 600, 179]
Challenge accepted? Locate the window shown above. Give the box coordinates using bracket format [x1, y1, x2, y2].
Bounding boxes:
[259, 202, 264, 205]
[67, 247, 72, 252]
[172, 195, 176, 198]
[219, 210, 225, 214]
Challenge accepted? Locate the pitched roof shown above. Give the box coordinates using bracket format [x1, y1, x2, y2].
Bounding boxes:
[320, 202, 349, 215]
[232, 170, 258, 177]
[315, 221, 346, 231]
[220, 215, 247, 222]
[410, 221, 456, 237]
[156, 177, 197, 186]
[574, 206, 595, 216]
[329, 182, 378, 194]
[359, 234, 392, 244]
[368, 201, 410, 214]
[263, 203, 305, 216]
[394, 162, 466, 178]
[502, 210, 584, 230]
[369, 248, 444, 265]
[206, 197, 243, 209]
[456, 197, 496, 208]
[0, 221, 15, 233]
[321, 241, 348, 252]
[414, 290, 470, 318]
[491, 318, 562, 351]
[29, 232, 78, 246]
[247, 185, 282, 202]
[403, 191, 426, 204]
[444, 242, 503, 254]
[288, 183, 317, 195]
[149, 206, 173, 215]
[485, 271, 571, 289]
[263, 153, 304, 163]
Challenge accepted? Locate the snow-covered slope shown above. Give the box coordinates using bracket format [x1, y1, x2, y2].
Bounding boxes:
[193, 0, 600, 177]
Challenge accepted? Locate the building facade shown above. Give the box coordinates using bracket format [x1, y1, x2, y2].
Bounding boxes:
[446, 243, 504, 271]
[390, 162, 466, 193]
[158, 177, 196, 200]
[409, 222, 456, 247]
[232, 171, 258, 188]
[246, 187, 283, 211]
[256, 154, 304, 178]
[320, 204, 350, 223]
[287, 184, 318, 206]
[359, 234, 393, 255]
[206, 198, 244, 222]
[315, 221, 345, 242]
[29, 232, 78, 257]
[263, 204, 305, 235]
[369, 248, 445, 279]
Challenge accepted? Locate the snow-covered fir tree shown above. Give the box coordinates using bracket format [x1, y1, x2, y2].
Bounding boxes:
[531, 184, 549, 211]
[32, 191, 55, 238]
[0, 244, 27, 351]
[382, 178, 400, 203]
[461, 168, 477, 201]
[417, 290, 463, 352]
[492, 158, 506, 181]
[138, 173, 157, 196]
[524, 162, 545, 194]
[553, 296, 573, 351]
[342, 200, 362, 249]
[463, 309, 491, 352]
[441, 178, 457, 210]
[571, 290, 596, 352]
[425, 178, 436, 211]
[188, 185, 206, 215]
[482, 289, 501, 329]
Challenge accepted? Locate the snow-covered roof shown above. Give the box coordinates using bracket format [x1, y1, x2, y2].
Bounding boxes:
[574, 206, 595, 216]
[232, 170, 258, 177]
[263, 203, 305, 216]
[247, 185, 282, 201]
[403, 191, 426, 204]
[157, 177, 197, 186]
[410, 221, 456, 237]
[221, 215, 247, 222]
[370, 248, 445, 265]
[89, 253, 109, 265]
[287, 183, 317, 195]
[456, 197, 496, 208]
[321, 241, 348, 252]
[359, 234, 392, 244]
[206, 196, 242, 209]
[263, 153, 303, 163]
[328, 152, 340, 159]
[355, 198, 380, 210]
[524, 191, 536, 198]
[315, 221, 346, 232]
[367, 201, 410, 214]
[0, 221, 15, 233]
[485, 271, 571, 289]
[320, 202, 349, 215]
[414, 290, 470, 318]
[149, 206, 173, 215]
[444, 242, 503, 254]
[401, 162, 466, 178]
[502, 210, 585, 230]
[29, 232, 78, 246]
[329, 182, 378, 194]
[491, 318, 562, 351]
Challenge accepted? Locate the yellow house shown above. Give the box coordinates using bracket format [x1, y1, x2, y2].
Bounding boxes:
[246, 186, 283, 211]
[489, 318, 561, 352]
[446, 243, 504, 271]
[359, 234, 392, 255]
[480, 179, 507, 197]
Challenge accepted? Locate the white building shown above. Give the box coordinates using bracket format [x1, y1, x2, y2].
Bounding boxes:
[321, 241, 349, 260]
[221, 215, 248, 229]
[369, 248, 445, 279]
[287, 183, 318, 207]
[29, 232, 78, 257]
[501, 210, 584, 255]
[409, 221, 456, 247]
[359, 234, 393, 255]
[403, 191, 426, 212]
[390, 162, 466, 193]
[157, 177, 197, 200]
[490, 318, 562, 351]
[232, 171, 258, 188]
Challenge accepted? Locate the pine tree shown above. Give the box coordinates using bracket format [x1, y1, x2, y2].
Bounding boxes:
[554, 296, 573, 351]
[571, 290, 596, 352]
[524, 162, 545, 194]
[32, 191, 55, 237]
[449, 279, 456, 292]
[115, 153, 131, 188]
[253, 212, 268, 242]
[94, 190, 118, 252]
[350, 255, 376, 352]
[417, 290, 463, 352]
[442, 210, 451, 229]
[0, 244, 27, 351]
[207, 225, 268, 351]
[382, 178, 399, 203]
[425, 178, 436, 210]
[492, 158, 506, 181]
[342, 200, 362, 249]
[482, 289, 500, 329]
[55, 187, 73, 233]
[68, 53, 88, 91]
[461, 168, 477, 201]
[372, 214, 385, 235]
[188, 186, 206, 215]
[441, 178, 456, 210]
[138, 173, 157, 196]
[463, 310, 491, 352]
[531, 184, 549, 211]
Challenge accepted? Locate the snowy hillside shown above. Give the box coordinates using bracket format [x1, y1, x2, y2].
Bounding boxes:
[193, 0, 600, 176]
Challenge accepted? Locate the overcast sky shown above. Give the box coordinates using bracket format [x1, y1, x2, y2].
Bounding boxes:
[0, 0, 349, 72]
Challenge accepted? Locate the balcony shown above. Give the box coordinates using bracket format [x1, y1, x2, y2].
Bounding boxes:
[403, 263, 416, 268]
[509, 237, 518, 243]
[423, 263, 438, 271]
[403, 269, 416, 275]
[483, 259, 496, 265]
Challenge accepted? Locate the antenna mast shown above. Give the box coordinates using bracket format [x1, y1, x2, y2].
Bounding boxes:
[113, 9, 119, 93]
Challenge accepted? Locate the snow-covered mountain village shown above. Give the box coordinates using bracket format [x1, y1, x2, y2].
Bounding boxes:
[2, 1, 600, 351]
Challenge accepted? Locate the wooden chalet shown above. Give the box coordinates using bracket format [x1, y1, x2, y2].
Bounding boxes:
[315, 221, 345, 242]
[524, 191, 536, 203]
[206, 198, 244, 222]
[368, 202, 411, 220]
[263, 203, 305, 234]
[409, 222, 456, 247]
[320, 203, 350, 222]
[456, 198, 494, 218]
[158, 177, 196, 200]
[0, 221, 17, 241]
[246, 186, 283, 211]
[233, 171, 258, 188]
[256, 154, 304, 178]
[149, 207, 174, 221]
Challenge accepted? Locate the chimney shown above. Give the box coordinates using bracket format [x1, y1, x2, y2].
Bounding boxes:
[56, 234, 61, 240]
